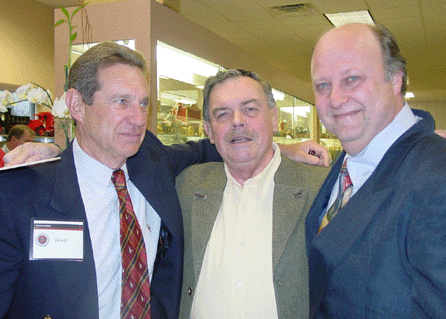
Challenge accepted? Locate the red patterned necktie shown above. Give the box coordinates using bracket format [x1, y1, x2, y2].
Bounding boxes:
[318, 159, 353, 233]
[111, 169, 151, 319]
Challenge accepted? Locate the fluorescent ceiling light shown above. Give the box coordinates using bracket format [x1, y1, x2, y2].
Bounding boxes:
[325, 10, 374, 27]
[405, 92, 415, 99]
[157, 42, 219, 86]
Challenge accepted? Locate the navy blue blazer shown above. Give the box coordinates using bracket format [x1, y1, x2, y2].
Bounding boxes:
[0, 130, 220, 319]
[306, 109, 446, 318]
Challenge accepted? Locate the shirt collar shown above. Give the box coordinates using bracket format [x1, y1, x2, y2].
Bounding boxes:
[225, 141, 282, 188]
[73, 138, 129, 192]
[346, 103, 418, 193]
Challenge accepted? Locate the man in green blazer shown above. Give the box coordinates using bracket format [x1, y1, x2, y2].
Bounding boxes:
[176, 69, 328, 319]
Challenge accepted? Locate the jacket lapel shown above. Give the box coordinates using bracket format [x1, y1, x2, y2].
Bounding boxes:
[272, 159, 309, 269]
[190, 165, 226, 280]
[307, 110, 435, 313]
[32, 144, 99, 318]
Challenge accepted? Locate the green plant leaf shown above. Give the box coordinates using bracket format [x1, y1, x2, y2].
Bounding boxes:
[71, 2, 89, 18]
[60, 7, 70, 20]
[54, 19, 67, 27]
[70, 32, 77, 42]
[71, 6, 82, 18]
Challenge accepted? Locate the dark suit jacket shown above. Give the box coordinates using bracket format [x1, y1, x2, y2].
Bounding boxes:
[0, 130, 220, 319]
[306, 109, 446, 318]
[176, 157, 328, 318]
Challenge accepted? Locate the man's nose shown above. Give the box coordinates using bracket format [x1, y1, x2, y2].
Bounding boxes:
[329, 85, 348, 109]
[129, 103, 147, 127]
[231, 110, 245, 128]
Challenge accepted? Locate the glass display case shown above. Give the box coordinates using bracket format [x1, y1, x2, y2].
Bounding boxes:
[156, 41, 341, 160]
[274, 91, 312, 144]
[319, 122, 342, 160]
[156, 42, 219, 144]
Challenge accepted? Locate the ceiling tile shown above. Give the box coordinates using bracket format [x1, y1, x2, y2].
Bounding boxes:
[239, 18, 288, 30]
[366, 0, 419, 9]
[310, 0, 368, 14]
[185, 12, 231, 27]
[255, 0, 311, 8]
[180, 0, 216, 16]
[370, 5, 420, 20]
[291, 23, 332, 45]
[279, 14, 330, 26]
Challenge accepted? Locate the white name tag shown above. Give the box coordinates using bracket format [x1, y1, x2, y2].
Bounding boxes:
[30, 219, 84, 261]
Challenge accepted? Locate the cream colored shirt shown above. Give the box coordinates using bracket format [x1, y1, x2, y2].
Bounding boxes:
[191, 142, 281, 319]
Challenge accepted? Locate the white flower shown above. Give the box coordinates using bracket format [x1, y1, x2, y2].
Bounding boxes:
[0, 90, 14, 107]
[15, 83, 33, 100]
[52, 92, 70, 118]
[27, 87, 45, 104]
[27, 87, 52, 106]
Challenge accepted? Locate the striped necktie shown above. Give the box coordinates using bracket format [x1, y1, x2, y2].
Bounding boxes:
[318, 159, 353, 234]
[111, 169, 151, 319]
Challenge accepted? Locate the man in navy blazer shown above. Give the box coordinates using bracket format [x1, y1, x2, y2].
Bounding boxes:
[306, 23, 446, 317]
[0, 42, 221, 319]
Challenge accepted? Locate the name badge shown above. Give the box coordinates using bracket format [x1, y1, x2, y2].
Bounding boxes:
[30, 219, 84, 261]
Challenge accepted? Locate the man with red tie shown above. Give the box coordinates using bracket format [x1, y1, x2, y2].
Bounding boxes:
[0, 41, 222, 319]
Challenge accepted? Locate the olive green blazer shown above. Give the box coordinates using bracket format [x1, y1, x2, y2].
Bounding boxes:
[176, 156, 327, 319]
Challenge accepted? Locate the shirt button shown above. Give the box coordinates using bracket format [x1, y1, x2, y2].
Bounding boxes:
[188, 287, 193, 295]
[237, 281, 242, 287]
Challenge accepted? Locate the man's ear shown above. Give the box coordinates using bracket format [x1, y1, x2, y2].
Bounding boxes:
[203, 121, 214, 144]
[65, 89, 85, 124]
[392, 70, 404, 96]
[272, 107, 279, 133]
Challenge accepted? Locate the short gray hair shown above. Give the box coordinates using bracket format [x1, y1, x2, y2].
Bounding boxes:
[368, 24, 408, 96]
[68, 41, 148, 105]
[202, 69, 276, 122]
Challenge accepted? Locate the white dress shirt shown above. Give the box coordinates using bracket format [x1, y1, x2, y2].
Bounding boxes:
[73, 138, 161, 319]
[191, 142, 281, 319]
[325, 103, 419, 217]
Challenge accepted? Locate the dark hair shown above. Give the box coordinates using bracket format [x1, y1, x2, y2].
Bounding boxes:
[68, 41, 148, 105]
[7, 124, 34, 142]
[368, 24, 408, 96]
[202, 69, 276, 122]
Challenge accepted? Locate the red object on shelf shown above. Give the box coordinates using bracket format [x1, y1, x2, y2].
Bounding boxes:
[28, 112, 54, 136]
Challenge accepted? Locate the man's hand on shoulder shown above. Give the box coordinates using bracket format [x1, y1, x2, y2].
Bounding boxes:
[3, 142, 62, 166]
[278, 140, 331, 167]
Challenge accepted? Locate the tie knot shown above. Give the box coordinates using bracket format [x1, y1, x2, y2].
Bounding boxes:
[111, 169, 127, 190]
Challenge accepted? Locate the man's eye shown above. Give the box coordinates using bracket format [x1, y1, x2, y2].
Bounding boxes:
[347, 76, 359, 82]
[140, 101, 149, 108]
[244, 107, 258, 116]
[344, 76, 361, 89]
[315, 83, 330, 94]
[215, 112, 229, 120]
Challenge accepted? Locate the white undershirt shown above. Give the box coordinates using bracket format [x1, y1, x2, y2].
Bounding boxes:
[73, 138, 161, 319]
[191, 142, 281, 319]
